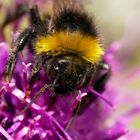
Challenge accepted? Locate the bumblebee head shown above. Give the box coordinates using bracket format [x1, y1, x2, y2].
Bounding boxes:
[46, 53, 95, 95]
[35, 31, 104, 95]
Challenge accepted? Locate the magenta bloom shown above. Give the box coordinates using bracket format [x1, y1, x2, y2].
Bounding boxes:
[0, 1, 140, 140]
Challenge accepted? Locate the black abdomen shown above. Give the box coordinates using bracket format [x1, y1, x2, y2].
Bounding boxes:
[54, 9, 97, 36]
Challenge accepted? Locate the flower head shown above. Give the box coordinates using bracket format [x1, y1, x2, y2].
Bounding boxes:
[0, 1, 140, 140]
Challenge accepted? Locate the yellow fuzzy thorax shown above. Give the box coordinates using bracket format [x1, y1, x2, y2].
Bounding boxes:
[35, 31, 104, 64]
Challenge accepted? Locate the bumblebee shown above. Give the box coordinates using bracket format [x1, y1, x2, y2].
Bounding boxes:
[6, 0, 110, 98]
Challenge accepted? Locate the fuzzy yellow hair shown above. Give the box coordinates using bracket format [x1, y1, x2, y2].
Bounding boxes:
[35, 31, 104, 64]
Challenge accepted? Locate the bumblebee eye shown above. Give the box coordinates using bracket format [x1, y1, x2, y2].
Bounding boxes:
[54, 66, 59, 71]
[58, 59, 70, 65]
[57, 59, 70, 72]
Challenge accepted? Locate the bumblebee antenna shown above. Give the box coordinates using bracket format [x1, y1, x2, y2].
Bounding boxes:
[20, 83, 53, 114]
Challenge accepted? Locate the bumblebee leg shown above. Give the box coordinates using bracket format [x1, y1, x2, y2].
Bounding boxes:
[74, 63, 111, 115]
[29, 5, 42, 25]
[5, 6, 41, 82]
[29, 55, 47, 89]
[24, 54, 51, 99]
[29, 5, 49, 35]
[6, 27, 33, 82]
[94, 63, 111, 93]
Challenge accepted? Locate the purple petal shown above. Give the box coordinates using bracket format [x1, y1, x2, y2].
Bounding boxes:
[0, 43, 9, 74]
[0, 125, 14, 140]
